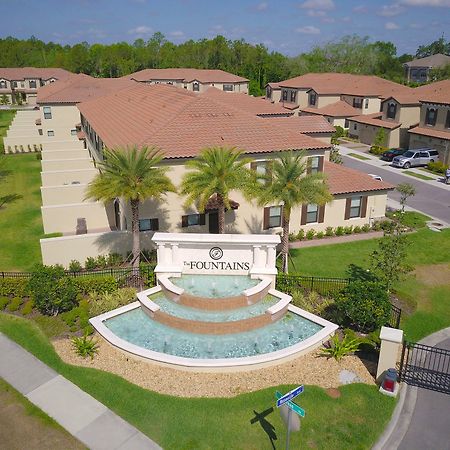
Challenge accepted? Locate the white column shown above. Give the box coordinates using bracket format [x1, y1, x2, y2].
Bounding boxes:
[171, 243, 179, 266]
[376, 326, 404, 382]
[266, 245, 277, 269]
[253, 245, 265, 268]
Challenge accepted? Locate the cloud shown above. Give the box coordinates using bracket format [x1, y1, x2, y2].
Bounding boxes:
[399, 0, 450, 6]
[385, 21, 400, 29]
[169, 30, 185, 37]
[322, 16, 335, 22]
[307, 9, 327, 16]
[378, 3, 405, 16]
[295, 25, 321, 34]
[128, 25, 153, 36]
[353, 5, 368, 13]
[255, 2, 269, 11]
[299, 0, 335, 9]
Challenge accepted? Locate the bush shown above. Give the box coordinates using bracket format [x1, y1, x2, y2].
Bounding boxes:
[72, 334, 99, 359]
[371, 221, 382, 231]
[306, 229, 316, 240]
[325, 226, 334, 237]
[61, 299, 90, 331]
[0, 296, 10, 309]
[288, 233, 297, 242]
[96, 255, 108, 269]
[296, 229, 305, 241]
[369, 146, 386, 156]
[335, 226, 344, 236]
[353, 226, 362, 234]
[321, 334, 361, 361]
[344, 226, 353, 235]
[316, 231, 324, 239]
[107, 253, 123, 267]
[427, 161, 448, 174]
[74, 275, 119, 295]
[69, 260, 83, 273]
[7, 297, 22, 312]
[88, 287, 137, 317]
[335, 281, 391, 332]
[21, 299, 34, 315]
[28, 264, 78, 315]
[0, 277, 30, 298]
[85, 257, 97, 271]
[361, 224, 371, 233]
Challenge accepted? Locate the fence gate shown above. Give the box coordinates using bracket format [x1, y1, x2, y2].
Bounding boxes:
[399, 341, 450, 394]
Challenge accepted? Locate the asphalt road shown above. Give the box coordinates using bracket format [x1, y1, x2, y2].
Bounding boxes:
[341, 155, 450, 224]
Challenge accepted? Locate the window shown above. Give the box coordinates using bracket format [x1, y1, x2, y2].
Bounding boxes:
[139, 218, 159, 232]
[266, 86, 272, 98]
[309, 92, 316, 106]
[282, 90, 288, 101]
[193, 82, 199, 92]
[349, 196, 361, 218]
[364, 99, 369, 109]
[70, 129, 77, 136]
[38, 129, 43, 136]
[47, 130, 54, 137]
[0, 80, 6, 89]
[353, 98, 363, 109]
[29, 80, 36, 89]
[308, 156, 320, 174]
[445, 111, 450, 129]
[306, 204, 318, 223]
[20, 81, 24, 88]
[425, 107, 437, 126]
[268, 206, 282, 228]
[344, 119, 349, 128]
[43, 106, 52, 119]
[290, 90, 296, 102]
[182, 213, 205, 227]
[12, 81, 17, 88]
[353, 123, 357, 131]
[223, 84, 234, 91]
[387, 102, 397, 119]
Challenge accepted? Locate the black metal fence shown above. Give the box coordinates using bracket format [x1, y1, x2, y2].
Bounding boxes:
[276, 274, 349, 297]
[399, 341, 450, 394]
[389, 304, 402, 329]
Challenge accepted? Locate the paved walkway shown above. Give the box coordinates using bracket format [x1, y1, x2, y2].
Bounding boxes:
[0, 333, 161, 450]
[289, 230, 384, 249]
[374, 327, 450, 450]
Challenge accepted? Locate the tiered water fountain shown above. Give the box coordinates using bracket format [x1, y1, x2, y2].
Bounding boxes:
[90, 233, 338, 369]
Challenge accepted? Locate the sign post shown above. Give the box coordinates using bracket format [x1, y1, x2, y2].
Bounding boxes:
[275, 386, 305, 450]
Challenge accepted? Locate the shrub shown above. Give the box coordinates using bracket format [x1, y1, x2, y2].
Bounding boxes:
[107, 253, 123, 267]
[353, 226, 362, 234]
[334, 281, 391, 332]
[325, 226, 334, 237]
[288, 233, 297, 242]
[61, 299, 90, 331]
[0, 277, 30, 298]
[7, 297, 22, 312]
[371, 222, 382, 231]
[141, 248, 157, 263]
[380, 220, 395, 233]
[96, 255, 108, 269]
[306, 229, 316, 240]
[335, 226, 344, 236]
[69, 260, 83, 273]
[321, 334, 361, 361]
[344, 226, 353, 235]
[21, 299, 34, 315]
[72, 334, 99, 359]
[361, 224, 371, 233]
[369, 146, 386, 156]
[296, 229, 305, 241]
[316, 231, 325, 239]
[88, 287, 137, 317]
[427, 161, 448, 174]
[85, 257, 97, 270]
[74, 275, 119, 295]
[0, 296, 10, 310]
[28, 264, 78, 315]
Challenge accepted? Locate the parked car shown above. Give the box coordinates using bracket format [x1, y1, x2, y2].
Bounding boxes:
[381, 148, 406, 161]
[368, 174, 383, 181]
[392, 148, 439, 169]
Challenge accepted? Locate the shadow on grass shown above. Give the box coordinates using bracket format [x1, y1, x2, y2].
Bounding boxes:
[346, 264, 378, 282]
[250, 407, 277, 449]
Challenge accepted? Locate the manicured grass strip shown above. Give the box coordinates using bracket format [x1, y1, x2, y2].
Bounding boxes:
[0, 110, 16, 154]
[403, 170, 434, 181]
[418, 168, 442, 177]
[347, 152, 371, 160]
[0, 153, 43, 270]
[0, 313, 396, 450]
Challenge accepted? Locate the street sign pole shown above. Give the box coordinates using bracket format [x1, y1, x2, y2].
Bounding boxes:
[286, 407, 292, 450]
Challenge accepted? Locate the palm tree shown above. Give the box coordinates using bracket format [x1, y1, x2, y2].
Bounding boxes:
[85, 146, 175, 270]
[180, 146, 253, 234]
[256, 151, 332, 273]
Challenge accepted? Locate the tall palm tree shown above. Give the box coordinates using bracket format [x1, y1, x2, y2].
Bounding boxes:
[256, 151, 332, 273]
[85, 146, 175, 270]
[180, 146, 253, 234]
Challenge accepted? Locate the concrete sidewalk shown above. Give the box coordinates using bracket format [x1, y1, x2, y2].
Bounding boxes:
[0, 333, 161, 450]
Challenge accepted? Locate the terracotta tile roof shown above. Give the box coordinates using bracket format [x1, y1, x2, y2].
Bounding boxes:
[266, 115, 335, 134]
[383, 80, 450, 105]
[349, 114, 401, 130]
[408, 126, 450, 140]
[126, 68, 248, 83]
[278, 73, 412, 98]
[324, 161, 394, 195]
[77, 83, 330, 159]
[267, 82, 281, 89]
[202, 87, 293, 116]
[404, 53, 450, 68]
[301, 100, 361, 117]
[0, 67, 72, 81]
[205, 193, 239, 211]
[37, 74, 136, 104]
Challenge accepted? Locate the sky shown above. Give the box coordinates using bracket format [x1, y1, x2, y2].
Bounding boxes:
[1, 0, 449, 56]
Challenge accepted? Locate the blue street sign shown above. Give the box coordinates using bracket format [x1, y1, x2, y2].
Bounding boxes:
[276, 385, 304, 408]
[275, 391, 306, 418]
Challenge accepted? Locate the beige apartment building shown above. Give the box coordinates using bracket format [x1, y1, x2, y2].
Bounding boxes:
[126, 68, 249, 94]
[0, 67, 72, 105]
[404, 53, 450, 83]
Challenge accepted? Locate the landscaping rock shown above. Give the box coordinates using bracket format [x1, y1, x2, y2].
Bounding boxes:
[339, 369, 362, 385]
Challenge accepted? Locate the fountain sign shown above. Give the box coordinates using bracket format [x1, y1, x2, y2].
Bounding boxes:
[183, 246, 251, 271]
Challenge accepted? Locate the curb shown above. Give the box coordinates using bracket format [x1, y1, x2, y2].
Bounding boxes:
[372, 327, 450, 450]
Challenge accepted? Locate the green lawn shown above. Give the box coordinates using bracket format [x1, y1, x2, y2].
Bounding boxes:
[403, 170, 434, 181]
[0, 153, 43, 270]
[0, 313, 396, 450]
[0, 109, 16, 154]
[290, 228, 450, 341]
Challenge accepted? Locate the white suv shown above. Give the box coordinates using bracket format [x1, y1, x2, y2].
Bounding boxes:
[392, 148, 439, 169]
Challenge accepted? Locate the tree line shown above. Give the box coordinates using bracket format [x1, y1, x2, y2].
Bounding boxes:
[0, 34, 449, 95]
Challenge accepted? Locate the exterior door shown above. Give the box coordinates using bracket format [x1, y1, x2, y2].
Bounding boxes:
[208, 212, 219, 234]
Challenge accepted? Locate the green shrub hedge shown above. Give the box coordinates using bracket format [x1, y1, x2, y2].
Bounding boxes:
[73, 275, 119, 295]
[0, 278, 30, 298]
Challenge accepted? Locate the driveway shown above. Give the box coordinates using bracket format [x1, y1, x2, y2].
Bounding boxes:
[340, 154, 450, 224]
